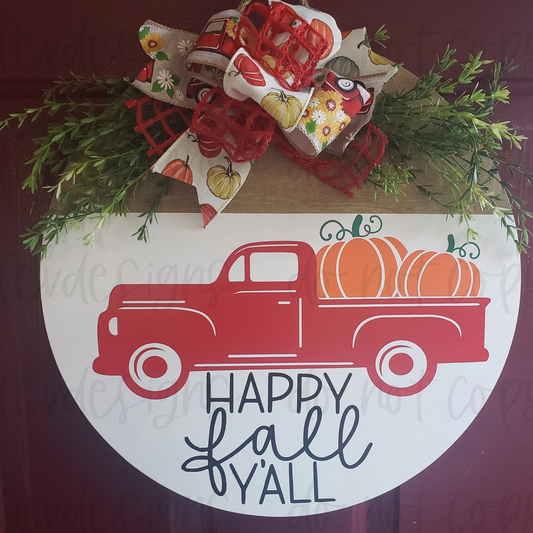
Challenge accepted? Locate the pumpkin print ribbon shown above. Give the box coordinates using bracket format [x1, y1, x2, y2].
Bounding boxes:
[132, 2, 398, 226]
[153, 134, 251, 226]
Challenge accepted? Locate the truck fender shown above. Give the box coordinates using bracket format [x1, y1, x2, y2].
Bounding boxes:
[352, 314, 462, 396]
[352, 314, 462, 349]
[166, 307, 217, 336]
[120, 307, 217, 400]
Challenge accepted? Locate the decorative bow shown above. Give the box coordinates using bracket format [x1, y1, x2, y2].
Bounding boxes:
[131, 1, 397, 226]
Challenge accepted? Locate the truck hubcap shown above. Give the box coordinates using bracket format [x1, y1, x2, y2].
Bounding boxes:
[129, 343, 182, 392]
[376, 340, 427, 389]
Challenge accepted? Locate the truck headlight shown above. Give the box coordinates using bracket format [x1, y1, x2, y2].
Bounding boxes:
[108, 317, 118, 336]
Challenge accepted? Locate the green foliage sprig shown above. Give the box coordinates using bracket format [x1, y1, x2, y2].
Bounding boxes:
[359, 25, 390, 49]
[371, 47, 533, 252]
[1, 76, 186, 256]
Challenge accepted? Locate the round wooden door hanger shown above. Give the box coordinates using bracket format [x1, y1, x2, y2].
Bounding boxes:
[41, 211, 519, 517]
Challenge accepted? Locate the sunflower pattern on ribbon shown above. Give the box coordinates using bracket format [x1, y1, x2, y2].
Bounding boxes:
[132, 1, 398, 227]
[133, 21, 219, 109]
[321, 28, 396, 155]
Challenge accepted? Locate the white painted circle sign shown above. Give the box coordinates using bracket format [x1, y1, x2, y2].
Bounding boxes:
[41, 214, 520, 517]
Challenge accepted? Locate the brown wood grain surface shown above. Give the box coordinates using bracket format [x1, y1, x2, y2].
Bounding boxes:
[131, 68, 500, 217]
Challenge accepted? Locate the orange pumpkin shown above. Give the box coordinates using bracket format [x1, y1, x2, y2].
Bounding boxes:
[200, 203, 217, 226]
[309, 18, 334, 59]
[238, 25, 258, 50]
[161, 156, 193, 185]
[317, 237, 408, 298]
[261, 90, 303, 130]
[396, 251, 480, 297]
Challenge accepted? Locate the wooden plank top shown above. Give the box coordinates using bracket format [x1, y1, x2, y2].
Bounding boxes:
[127, 68, 506, 217]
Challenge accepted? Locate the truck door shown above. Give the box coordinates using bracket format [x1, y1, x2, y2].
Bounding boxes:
[219, 249, 302, 359]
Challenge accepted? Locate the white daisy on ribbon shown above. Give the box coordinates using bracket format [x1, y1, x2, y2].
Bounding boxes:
[335, 109, 348, 123]
[312, 109, 327, 125]
[177, 39, 194, 56]
[308, 96, 320, 108]
[152, 69, 181, 98]
[174, 89, 185, 102]
[156, 70, 173, 89]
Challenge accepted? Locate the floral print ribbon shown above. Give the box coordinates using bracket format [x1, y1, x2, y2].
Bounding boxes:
[132, 3, 398, 227]
[133, 22, 200, 108]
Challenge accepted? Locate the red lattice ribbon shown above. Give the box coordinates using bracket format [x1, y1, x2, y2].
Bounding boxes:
[126, 97, 190, 157]
[273, 122, 388, 197]
[236, 2, 328, 92]
[189, 87, 276, 163]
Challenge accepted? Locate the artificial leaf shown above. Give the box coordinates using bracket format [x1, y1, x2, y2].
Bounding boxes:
[139, 26, 150, 40]
[155, 51, 169, 61]
[306, 120, 317, 134]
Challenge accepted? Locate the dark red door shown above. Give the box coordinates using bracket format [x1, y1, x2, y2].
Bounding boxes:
[1, 1, 532, 532]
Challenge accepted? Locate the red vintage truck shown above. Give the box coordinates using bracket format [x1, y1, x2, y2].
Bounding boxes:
[93, 241, 490, 399]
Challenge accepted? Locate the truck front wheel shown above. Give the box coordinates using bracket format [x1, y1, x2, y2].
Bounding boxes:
[125, 343, 186, 399]
[370, 340, 436, 396]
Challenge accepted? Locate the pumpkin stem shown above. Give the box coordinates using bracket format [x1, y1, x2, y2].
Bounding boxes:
[277, 89, 289, 103]
[351, 215, 363, 237]
[224, 156, 234, 175]
[184, 154, 190, 167]
[319, 215, 383, 241]
[447, 234, 481, 260]
[446, 234, 455, 253]
[351, 214, 382, 237]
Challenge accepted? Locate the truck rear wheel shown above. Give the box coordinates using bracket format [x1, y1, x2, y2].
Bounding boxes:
[371, 340, 436, 396]
[126, 343, 185, 399]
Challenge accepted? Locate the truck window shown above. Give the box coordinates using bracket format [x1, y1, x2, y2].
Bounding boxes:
[204, 19, 225, 33]
[228, 255, 245, 282]
[249, 252, 298, 282]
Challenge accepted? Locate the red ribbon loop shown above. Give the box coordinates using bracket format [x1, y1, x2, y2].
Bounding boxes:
[273, 122, 388, 198]
[190, 87, 276, 163]
[236, 2, 327, 92]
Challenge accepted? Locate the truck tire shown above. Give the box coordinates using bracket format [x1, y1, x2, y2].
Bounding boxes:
[126, 343, 185, 399]
[371, 340, 436, 396]
[195, 86, 213, 104]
